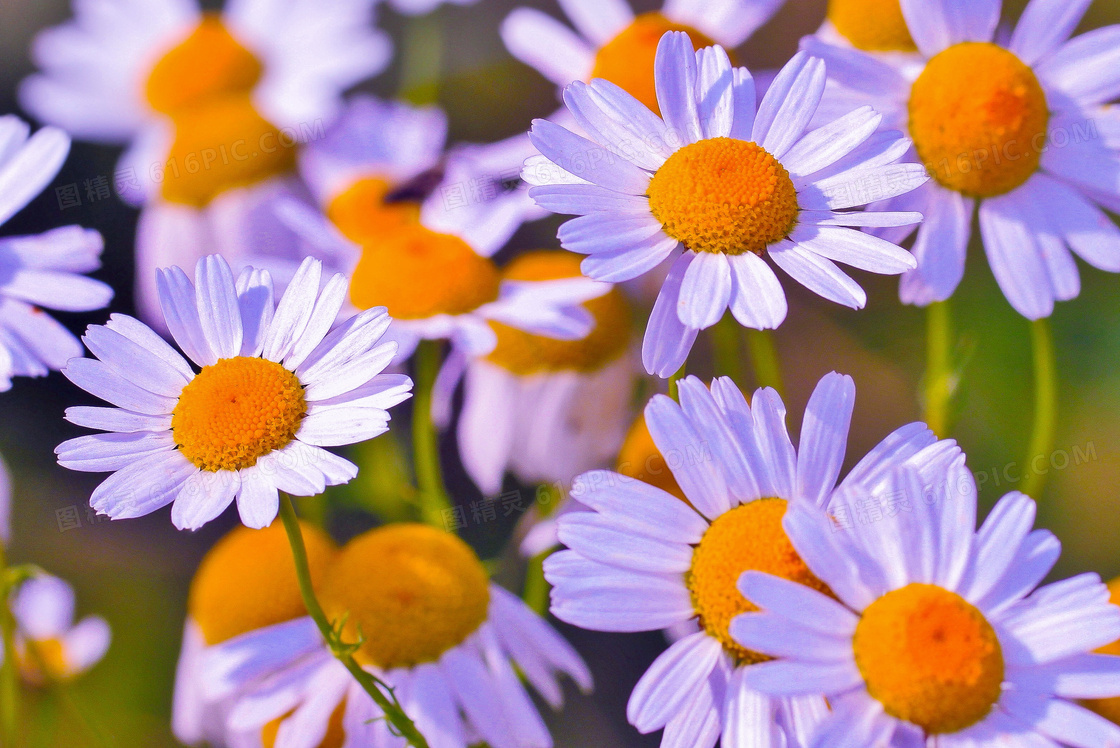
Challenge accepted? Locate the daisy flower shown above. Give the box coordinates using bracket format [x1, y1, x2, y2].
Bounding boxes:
[458, 250, 636, 497]
[0, 116, 112, 391]
[20, 0, 390, 325]
[545, 372, 951, 745]
[502, 0, 787, 115]
[55, 254, 412, 531]
[8, 575, 110, 685]
[203, 523, 592, 748]
[732, 481, 1120, 745]
[260, 98, 603, 392]
[802, 0, 1120, 317]
[174, 521, 337, 747]
[526, 33, 927, 377]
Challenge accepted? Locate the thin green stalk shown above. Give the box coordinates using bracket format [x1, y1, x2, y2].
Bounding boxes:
[413, 340, 453, 527]
[399, 12, 443, 105]
[667, 361, 687, 401]
[1021, 318, 1058, 499]
[745, 329, 784, 397]
[0, 543, 19, 748]
[711, 314, 744, 386]
[523, 551, 551, 617]
[923, 300, 954, 439]
[278, 496, 429, 748]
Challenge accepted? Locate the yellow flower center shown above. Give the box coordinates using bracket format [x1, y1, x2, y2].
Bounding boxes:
[827, 0, 917, 52]
[854, 583, 1005, 734]
[687, 499, 830, 663]
[486, 251, 631, 375]
[318, 524, 491, 669]
[262, 703, 346, 748]
[326, 177, 422, 247]
[909, 43, 1050, 198]
[18, 639, 71, 685]
[591, 13, 720, 116]
[1082, 577, 1120, 724]
[348, 224, 501, 319]
[145, 14, 295, 207]
[189, 522, 337, 646]
[616, 414, 686, 502]
[172, 357, 307, 472]
[648, 138, 800, 255]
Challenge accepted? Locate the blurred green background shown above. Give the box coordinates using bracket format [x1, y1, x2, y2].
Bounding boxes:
[1, 0, 1120, 744]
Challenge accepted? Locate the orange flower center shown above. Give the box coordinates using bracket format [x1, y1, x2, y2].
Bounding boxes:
[145, 14, 295, 206]
[326, 177, 422, 247]
[172, 357, 306, 472]
[318, 524, 490, 669]
[855, 583, 1005, 734]
[649, 138, 799, 255]
[687, 499, 831, 663]
[909, 42, 1050, 198]
[189, 522, 337, 646]
[827, 0, 917, 52]
[486, 251, 630, 375]
[591, 13, 721, 116]
[348, 224, 501, 319]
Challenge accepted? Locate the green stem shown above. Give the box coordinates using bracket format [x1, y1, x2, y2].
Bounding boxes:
[745, 329, 784, 397]
[399, 12, 443, 105]
[1021, 318, 1058, 499]
[711, 314, 744, 386]
[0, 544, 19, 748]
[667, 361, 687, 402]
[278, 496, 429, 748]
[53, 684, 114, 748]
[523, 551, 551, 617]
[923, 300, 954, 439]
[413, 341, 453, 527]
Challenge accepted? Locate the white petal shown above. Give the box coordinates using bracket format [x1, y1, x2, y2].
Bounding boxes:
[754, 53, 826, 160]
[796, 372, 855, 507]
[641, 252, 697, 377]
[901, 0, 1000, 57]
[528, 119, 651, 195]
[654, 32, 703, 145]
[0, 125, 69, 226]
[783, 106, 882, 179]
[645, 392, 729, 519]
[157, 266, 217, 368]
[501, 8, 595, 86]
[769, 241, 867, 309]
[262, 257, 322, 363]
[677, 251, 731, 329]
[900, 186, 974, 306]
[791, 224, 916, 274]
[979, 194, 1056, 319]
[194, 255, 243, 360]
[727, 252, 787, 330]
[90, 451, 197, 519]
[696, 46, 735, 140]
[171, 470, 240, 531]
[1010, 0, 1095, 66]
[558, 0, 631, 44]
[627, 632, 722, 733]
[235, 466, 280, 529]
[1036, 25, 1120, 107]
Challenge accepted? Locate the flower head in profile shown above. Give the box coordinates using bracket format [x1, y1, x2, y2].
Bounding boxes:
[503, 0, 787, 114]
[458, 250, 636, 497]
[803, 0, 1120, 318]
[546, 372, 950, 745]
[733, 476, 1120, 745]
[173, 521, 337, 746]
[57, 255, 411, 531]
[0, 116, 112, 391]
[527, 33, 926, 376]
[9, 575, 110, 685]
[204, 523, 591, 748]
[21, 0, 390, 324]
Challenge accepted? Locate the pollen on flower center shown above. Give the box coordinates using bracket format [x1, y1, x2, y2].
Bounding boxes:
[827, 0, 917, 52]
[327, 177, 422, 247]
[687, 499, 831, 664]
[909, 42, 1050, 198]
[172, 357, 307, 472]
[854, 583, 1005, 734]
[486, 251, 631, 375]
[590, 13, 721, 116]
[189, 522, 337, 646]
[318, 524, 491, 669]
[348, 224, 501, 319]
[649, 138, 800, 256]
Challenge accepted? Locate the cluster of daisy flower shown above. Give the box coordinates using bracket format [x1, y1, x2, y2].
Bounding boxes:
[0, 0, 1118, 745]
